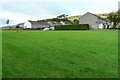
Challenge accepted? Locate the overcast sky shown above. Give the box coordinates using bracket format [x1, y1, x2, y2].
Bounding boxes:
[0, 0, 119, 27]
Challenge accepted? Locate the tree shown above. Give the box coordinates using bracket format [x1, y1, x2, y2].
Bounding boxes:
[73, 19, 79, 24]
[37, 14, 69, 22]
[6, 19, 11, 29]
[57, 14, 68, 19]
[6, 19, 10, 25]
[107, 11, 120, 28]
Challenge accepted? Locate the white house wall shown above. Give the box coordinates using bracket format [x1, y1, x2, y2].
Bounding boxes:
[98, 24, 104, 29]
[24, 21, 31, 28]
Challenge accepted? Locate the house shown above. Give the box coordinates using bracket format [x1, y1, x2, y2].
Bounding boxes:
[24, 20, 49, 29]
[60, 21, 72, 25]
[79, 12, 112, 29]
[17, 23, 24, 28]
[47, 21, 62, 27]
[116, 23, 120, 29]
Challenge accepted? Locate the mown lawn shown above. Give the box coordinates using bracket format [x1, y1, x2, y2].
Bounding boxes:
[0, 30, 2, 79]
[2, 30, 118, 78]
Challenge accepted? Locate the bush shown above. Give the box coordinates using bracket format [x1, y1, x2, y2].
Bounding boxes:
[55, 24, 89, 30]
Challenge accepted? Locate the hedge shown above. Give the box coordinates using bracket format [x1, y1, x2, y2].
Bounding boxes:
[55, 24, 89, 30]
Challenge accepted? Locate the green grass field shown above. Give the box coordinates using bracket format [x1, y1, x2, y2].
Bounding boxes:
[0, 30, 2, 79]
[2, 30, 118, 78]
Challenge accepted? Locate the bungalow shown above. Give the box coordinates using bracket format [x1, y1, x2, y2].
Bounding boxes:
[47, 21, 72, 27]
[60, 21, 72, 25]
[17, 23, 24, 28]
[79, 12, 112, 29]
[24, 20, 49, 29]
[47, 21, 62, 27]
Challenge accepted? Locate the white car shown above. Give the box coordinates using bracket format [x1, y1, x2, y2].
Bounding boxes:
[49, 27, 55, 30]
[43, 27, 55, 31]
[43, 28, 50, 31]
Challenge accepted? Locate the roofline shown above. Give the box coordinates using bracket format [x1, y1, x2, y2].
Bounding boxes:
[79, 12, 106, 20]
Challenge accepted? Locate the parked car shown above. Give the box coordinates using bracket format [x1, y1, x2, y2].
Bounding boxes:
[43, 27, 55, 31]
[43, 28, 50, 31]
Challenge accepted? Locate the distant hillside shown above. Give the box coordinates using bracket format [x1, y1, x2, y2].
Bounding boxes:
[97, 13, 109, 19]
[67, 13, 109, 21]
[67, 15, 81, 21]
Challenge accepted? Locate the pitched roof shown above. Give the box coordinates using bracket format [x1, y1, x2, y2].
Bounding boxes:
[48, 21, 57, 24]
[48, 21, 62, 25]
[17, 23, 24, 25]
[28, 20, 49, 25]
[88, 12, 104, 19]
[80, 12, 107, 21]
[62, 21, 72, 24]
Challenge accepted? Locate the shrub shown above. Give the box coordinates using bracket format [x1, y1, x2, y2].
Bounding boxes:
[55, 24, 89, 30]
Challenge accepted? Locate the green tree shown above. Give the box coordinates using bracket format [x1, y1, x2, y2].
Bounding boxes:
[57, 14, 68, 19]
[107, 11, 120, 28]
[6, 19, 10, 25]
[73, 19, 79, 24]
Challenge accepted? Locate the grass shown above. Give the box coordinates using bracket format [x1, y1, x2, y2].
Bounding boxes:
[0, 30, 2, 79]
[2, 30, 118, 78]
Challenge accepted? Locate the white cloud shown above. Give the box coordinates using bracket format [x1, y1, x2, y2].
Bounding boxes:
[0, 10, 40, 21]
[0, 10, 42, 27]
[1, 0, 119, 4]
